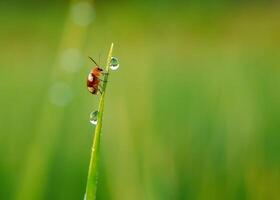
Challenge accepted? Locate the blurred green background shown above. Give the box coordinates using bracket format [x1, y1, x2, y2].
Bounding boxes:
[1, 0, 280, 199]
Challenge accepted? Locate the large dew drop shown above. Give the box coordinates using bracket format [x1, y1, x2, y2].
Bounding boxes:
[89, 110, 98, 125]
[109, 57, 119, 70]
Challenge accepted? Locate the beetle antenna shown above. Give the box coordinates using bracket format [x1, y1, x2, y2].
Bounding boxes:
[88, 56, 99, 66]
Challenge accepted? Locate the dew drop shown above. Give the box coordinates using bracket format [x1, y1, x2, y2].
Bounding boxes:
[89, 110, 98, 125]
[109, 57, 119, 70]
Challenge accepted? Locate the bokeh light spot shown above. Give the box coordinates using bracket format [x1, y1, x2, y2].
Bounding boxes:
[71, 2, 94, 26]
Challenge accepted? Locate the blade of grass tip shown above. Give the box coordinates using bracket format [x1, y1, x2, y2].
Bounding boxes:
[85, 43, 114, 200]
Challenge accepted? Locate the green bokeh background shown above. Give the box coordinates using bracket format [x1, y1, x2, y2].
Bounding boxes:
[1, 0, 280, 199]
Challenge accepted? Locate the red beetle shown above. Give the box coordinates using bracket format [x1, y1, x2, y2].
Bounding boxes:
[87, 57, 103, 95]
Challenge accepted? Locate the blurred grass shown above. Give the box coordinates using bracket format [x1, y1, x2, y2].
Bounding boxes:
[0, 0, 280, 200]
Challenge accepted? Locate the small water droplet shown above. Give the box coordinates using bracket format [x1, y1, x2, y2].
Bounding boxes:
[89, 110, 98, 125]
[109, 57, 119, 70]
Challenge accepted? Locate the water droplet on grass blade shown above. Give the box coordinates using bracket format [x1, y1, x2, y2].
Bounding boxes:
[89, 110, 98, 125]
[109, 57, 119, 70]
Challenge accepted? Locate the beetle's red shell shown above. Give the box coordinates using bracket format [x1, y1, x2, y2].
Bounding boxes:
[87, 67, 102, 95]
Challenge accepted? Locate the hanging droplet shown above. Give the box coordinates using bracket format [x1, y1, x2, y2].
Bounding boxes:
[89, 110, 98, 125]
[109, 57, 119, 70]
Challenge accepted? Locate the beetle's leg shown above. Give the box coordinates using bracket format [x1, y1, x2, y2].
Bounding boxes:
[98, 88, 103, 95]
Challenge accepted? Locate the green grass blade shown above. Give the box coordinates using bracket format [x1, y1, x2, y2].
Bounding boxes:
[85, 43, 114, 200]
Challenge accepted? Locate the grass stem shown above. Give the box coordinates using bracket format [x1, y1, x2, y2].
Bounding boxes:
[85, 43, 114, 200]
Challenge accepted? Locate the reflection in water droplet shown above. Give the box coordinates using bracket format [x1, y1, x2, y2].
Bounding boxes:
[89, 110, 98, 125]
[109, 57, 119, 70]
